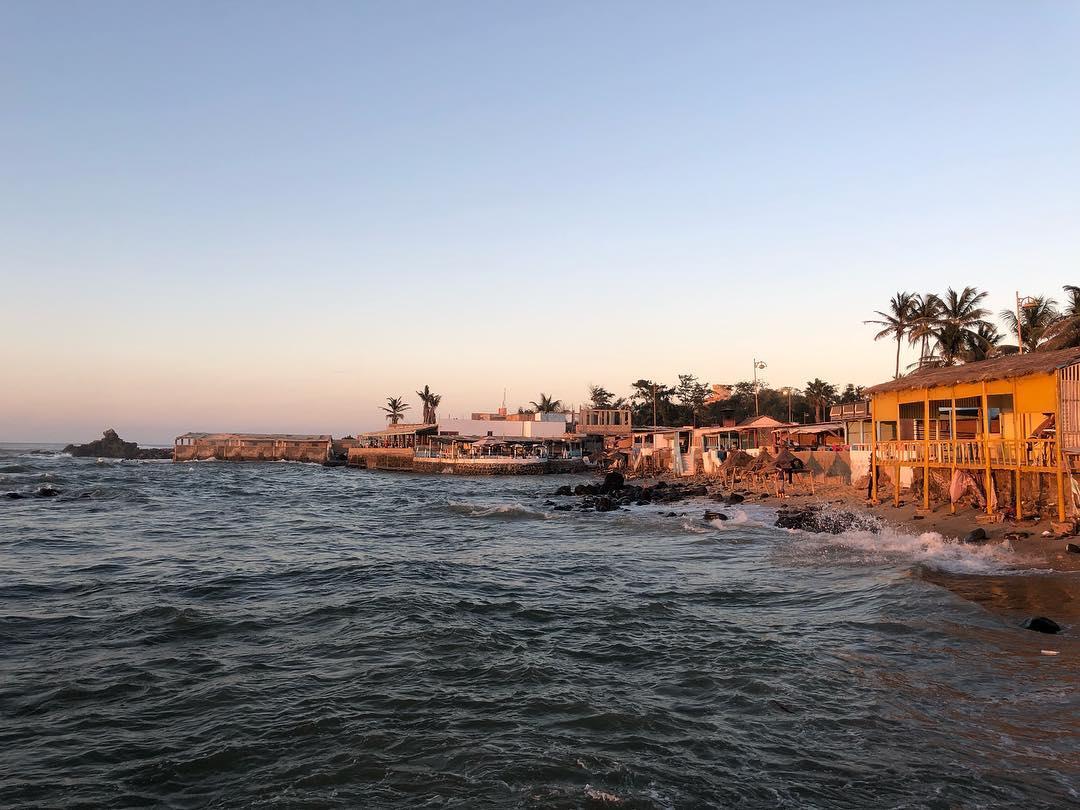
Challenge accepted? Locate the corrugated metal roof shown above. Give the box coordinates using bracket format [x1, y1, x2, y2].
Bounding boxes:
[175, 433, 332, 442]
[358, 424, 438, 437]
[864, 347, 1080, 395]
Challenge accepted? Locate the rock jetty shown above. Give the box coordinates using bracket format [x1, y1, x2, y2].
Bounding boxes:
[63, 429, 172, 460]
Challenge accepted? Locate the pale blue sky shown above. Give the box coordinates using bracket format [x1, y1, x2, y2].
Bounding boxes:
[2, 1, 1078, 442]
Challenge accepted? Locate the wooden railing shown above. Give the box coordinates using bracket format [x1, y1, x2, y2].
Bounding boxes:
[874, 439, 1058, 470]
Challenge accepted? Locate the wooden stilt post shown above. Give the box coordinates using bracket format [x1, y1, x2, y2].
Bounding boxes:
[923, 389, 931, 511]
[950, 388, 958, 515]
[1056, 371, 1067, 522]
[981, 382, 994, 516]
[1013, 379, 1022, 521]
[869, 400, 878, 503]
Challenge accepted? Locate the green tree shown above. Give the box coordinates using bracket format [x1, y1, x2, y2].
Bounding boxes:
[866, 291, 916, 378]
[963, 322, 1005, 362]
[381, 396, 410, 425]
[804, 379, 838, 423]
[838, 383, 865, 404]
[907, 293, 942, 367]
[930, 286, 991, 365]
[587, 385, 614, 409]
[676, 373, 711, 427]
[629, 379, 675, 426]
[1045, 285, 1080, 349]
[529, 393, 563, 413]
[416, 385, 442, 424]
[1000, 296, 1060, 353]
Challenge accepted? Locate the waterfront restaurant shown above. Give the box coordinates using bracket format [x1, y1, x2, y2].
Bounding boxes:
[864, 346, 1080, 521]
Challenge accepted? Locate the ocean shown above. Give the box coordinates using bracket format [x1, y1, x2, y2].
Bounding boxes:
[1, 444, 1076, 808]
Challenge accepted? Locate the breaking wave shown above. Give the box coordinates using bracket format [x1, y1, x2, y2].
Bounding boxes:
[446, 501, 551, 520]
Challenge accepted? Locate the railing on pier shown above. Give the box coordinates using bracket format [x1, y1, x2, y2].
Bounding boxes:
[874, 439, 1058, 470]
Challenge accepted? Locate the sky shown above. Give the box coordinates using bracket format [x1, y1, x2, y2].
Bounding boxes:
[2, 1, 1079, 443]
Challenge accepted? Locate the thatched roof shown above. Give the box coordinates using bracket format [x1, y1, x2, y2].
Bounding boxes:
[721, 449, 753, 470]
[864, 347, 1080, 395]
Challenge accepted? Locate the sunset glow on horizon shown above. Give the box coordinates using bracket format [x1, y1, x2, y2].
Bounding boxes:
[4, 2, 1079, 443]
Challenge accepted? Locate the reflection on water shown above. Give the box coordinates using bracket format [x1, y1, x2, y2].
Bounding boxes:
[0, 445, 1076, 807]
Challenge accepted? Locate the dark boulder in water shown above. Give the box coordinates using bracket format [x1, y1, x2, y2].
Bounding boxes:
[704, 510, 728, 521]
[1023, 616, 1061, 634]
[554, 485, 573, 497]
[599, 471, 625, 495]
[35, 485, 60, 497]
[63, 429, 172, 460]
[1065, 542, 1080, 554]
[726, 493, 745, 505]
[775, 505, 880, 534]
[594, 496, 616, 512]
[553, 504, 573, 511]
[961, 528, 988, 544]
[4, 492, 26, 499]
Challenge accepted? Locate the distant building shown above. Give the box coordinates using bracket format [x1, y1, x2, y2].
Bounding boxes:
[174, 433, 332, 463]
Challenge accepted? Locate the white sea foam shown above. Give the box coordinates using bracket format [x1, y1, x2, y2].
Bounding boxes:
[447, 501, 551, 520]
[790, 525, 1027, 575]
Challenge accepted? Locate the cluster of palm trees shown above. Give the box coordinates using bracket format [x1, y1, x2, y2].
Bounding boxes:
[867, 285, 1080, 378]
[380, 386, 444, 425]
[379, 389, 565, 424]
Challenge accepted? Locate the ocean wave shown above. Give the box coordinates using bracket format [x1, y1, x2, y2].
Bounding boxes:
[446, 501, 551, 520]
[786, 525, 1022, 575]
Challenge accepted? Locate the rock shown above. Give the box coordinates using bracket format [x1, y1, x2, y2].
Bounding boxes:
[594, 496, 616, 512]
[599, 471, 625, 495]
[665, 511, 677, 517]
[704, 510, 728, 521]
[554, 485, 573, 497]
[726, 493, 744, 505]
[961, 528, 988, 544]
[553, 504, 573, 511]
[653, 481, 667, 490]
[543, 500, 556, 506]
[634, 500, 650, 506]
[4, 492, 25, 499]
[775, 505, 880, 534]
[1066, 543, 1080, 554]
[63, 429, 171, 460]
[34, 485, 60, 497]
[1023, 617, 1061, 634]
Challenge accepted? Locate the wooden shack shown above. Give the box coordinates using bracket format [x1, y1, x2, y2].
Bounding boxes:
[173, 433, 332, 463]
[864, 347, 1080, 520]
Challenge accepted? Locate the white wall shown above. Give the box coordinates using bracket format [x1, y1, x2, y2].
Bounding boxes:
[438, 418, 567, 438]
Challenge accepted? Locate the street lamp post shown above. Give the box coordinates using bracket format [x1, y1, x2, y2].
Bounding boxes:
[753, 359, 767, 416]
[782, 387, 793, 422]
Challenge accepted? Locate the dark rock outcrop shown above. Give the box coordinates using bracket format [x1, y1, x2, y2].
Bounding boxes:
[961, 528, 988, 544]
[554, 485, 573, 497]
[35, 485, 60, 497]
[594, 496, 616, 512]
[599, 472, 625, 495]
[1066, 543, 1080, 554]
[63, 429, 172, 460]
[1023, 616, 1061, 634]
[775, 505, 880, 534]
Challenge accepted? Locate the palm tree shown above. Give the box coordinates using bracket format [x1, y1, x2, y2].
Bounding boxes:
[416, 385, 442, 424]
[587, 385, 614, 409]
[529, 393, 562, 413]
[930, 286, 991, 365]
[907, 293, 942, 368]
[1000, 296, 1060, 353]
[803, 379, 837, 423]
[962, 322, 1005, 362]
[1042, 285, 1080, 350]
[381, 396, 410, 425]
[866, 292, 916, 378]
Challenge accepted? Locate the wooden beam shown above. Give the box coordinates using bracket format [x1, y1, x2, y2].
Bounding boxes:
[981, 381, 994, 516]
[923, 389, 930, 511]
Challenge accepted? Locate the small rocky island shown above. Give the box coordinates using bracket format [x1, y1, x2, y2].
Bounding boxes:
[63, 429, 172, 460]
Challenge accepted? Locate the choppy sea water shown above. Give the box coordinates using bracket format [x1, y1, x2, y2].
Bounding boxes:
[1, 444, 1077, 808]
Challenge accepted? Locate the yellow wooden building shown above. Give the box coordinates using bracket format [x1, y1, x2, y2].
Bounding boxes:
[864, 346, 1080, 520]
